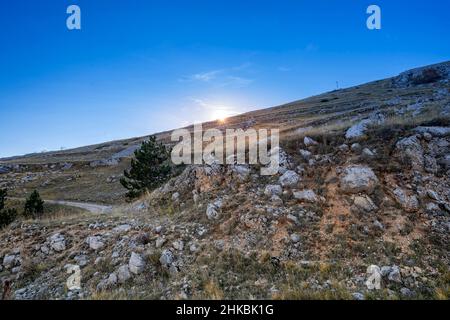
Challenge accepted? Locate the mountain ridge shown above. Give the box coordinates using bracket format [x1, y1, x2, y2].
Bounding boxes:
[2, 60, 449, 164]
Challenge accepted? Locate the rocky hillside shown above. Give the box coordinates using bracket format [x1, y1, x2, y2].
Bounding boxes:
[0, 61, 449, 300]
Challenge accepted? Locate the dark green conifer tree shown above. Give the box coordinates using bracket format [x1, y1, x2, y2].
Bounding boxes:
[24, 190, 44, 219]
[120, 136, 172, 199]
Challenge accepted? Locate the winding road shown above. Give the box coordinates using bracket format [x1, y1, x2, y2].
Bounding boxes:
[43, 199, 114, 214]
[10, 197, 114, 214]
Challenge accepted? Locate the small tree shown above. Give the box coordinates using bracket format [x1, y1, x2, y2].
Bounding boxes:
[120, 136, 172, 199]
[0, 189, 17, 228]
[24, 190, 44, 219]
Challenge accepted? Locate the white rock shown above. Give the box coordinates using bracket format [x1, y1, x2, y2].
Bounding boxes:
[189, 243, 200, 253]
[154, 226, 163, 234]
[48, 233, 66, 252]
[206, 203, 220, 220]
[395, 135, 424, 169]
[173, 240, 184, 251]
[346, 119, 372, 139]
[11, 266, 21, 274]
[352, 292, 365, 300]
[2, 254, 18, 269]
[352, 195, 378, 213]
[293, 189, 319, 203]
[264, 185, 282, 197]
[40, 246, 50, 255]
[155, 237, 167, 248]
[346, 113, 385, 139]
[414, 126, 450, 137]
[86, 236, 105, 251]
[362, 148, 375, 159]
[340, 165, 379, 194]
[172, 192, 180, 202]
[270, 195, 283, 206]
[304, 136, 318, 147]
[128, 252, 145, 275]
[392, 188, 419, 212]
[290, 234, 300, 243]
[117, 265, 131, 283]
[279, 148, 294, 173]
[232, 165, 251, 180]
[107, 273, 117, 285]
[159, 249, 174, 268]
[97, 273, 118, 291]
[279, 170, 300, 188]
[287, 214, 299, 224]
[113, 224, 132, 233]
[299, 149, 312, 160]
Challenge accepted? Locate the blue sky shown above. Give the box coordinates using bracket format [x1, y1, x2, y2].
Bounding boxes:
[0, 0, 449, 157]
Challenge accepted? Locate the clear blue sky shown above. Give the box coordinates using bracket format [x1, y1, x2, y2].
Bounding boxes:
[0, 0, 449, 157]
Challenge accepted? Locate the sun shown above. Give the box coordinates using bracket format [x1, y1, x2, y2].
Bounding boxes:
[212, 108, 230, 123]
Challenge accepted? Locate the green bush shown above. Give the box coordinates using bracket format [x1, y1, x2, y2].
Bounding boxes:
[24, 190, 44, 219]
[0, 188, 17, 228]
[120, 136, 172, 199]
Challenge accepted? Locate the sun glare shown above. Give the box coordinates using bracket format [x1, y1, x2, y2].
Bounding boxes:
[212, 108, 232, 123]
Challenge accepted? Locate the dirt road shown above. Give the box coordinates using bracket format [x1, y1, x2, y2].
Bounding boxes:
[44, 200, 114, 214]
[10, 197, 114, 214]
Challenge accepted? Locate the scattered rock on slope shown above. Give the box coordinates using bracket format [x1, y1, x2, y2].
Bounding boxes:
[392, 187, 420, 212]
[129, 252, 146, 275]
[206, 198, 223, 220]
[395, 135, 424, 170]
[414, 126, 450, 137]
[48, 233, 66, 252]
[345, 113, 385, 139]
[339, 165, 379, 194]
[86, 236, 105, 251]
[352, 195, 378, 213]
[279, 170, 300, 188]
[264, 185, 283, 197]
[293, 189, 321, 203]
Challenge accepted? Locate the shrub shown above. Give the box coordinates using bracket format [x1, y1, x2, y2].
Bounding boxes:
[120, 136, 172, 199]
[24, 190, 44, 219]
[0, 188, 17, 228]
